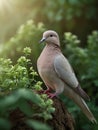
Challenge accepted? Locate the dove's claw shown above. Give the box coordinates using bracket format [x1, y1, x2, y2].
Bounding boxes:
[47, 93, 57, 99]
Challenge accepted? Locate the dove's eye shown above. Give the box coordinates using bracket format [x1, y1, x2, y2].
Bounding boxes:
[50, 35, 53, 37]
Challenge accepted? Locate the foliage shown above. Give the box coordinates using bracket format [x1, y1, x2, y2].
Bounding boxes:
[62, 31, 98, 130]
[0, 20, 45, 67]
[0, 0, 98, 43]
[0, 47, 55, 130]
[63, 31, 98, 96]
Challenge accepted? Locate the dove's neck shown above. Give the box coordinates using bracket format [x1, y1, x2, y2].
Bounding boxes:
[46, 42, 61, 52]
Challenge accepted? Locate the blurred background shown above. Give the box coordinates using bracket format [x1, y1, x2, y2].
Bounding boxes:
[0, 0, 98, 43]
[0, 0, 98, 130]
[0, 0, 98, 64]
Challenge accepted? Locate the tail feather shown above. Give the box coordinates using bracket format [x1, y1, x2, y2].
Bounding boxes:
[81, 98, 97, 124]
[64, 85, 97, 124]
[74, 85, 90, 101]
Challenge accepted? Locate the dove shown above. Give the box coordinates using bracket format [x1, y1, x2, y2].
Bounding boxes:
[37, 30, 97, 123]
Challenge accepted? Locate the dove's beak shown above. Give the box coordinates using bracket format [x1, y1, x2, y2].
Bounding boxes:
[39, 37, 46, 43]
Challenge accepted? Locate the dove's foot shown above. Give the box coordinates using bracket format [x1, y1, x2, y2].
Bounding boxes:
[37, 88, 51, 94]
[44, 88, 51, 94]
[47, 93, 57, 99]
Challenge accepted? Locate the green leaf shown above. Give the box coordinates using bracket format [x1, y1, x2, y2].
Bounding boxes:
[26, 119, 52, 130]
[18, 99, 33, 116]
[16, 88, 42, 105]
[0, 118, 11, 130]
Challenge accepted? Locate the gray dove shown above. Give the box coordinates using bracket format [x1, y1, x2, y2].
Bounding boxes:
[37, 30, 97, 123]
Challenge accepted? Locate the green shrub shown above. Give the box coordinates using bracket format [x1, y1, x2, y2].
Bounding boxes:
[63, 31, 98, 95]
[0, 20, 45, 67]
[62, 31, 98, 130]
[0, 47, 54, 130]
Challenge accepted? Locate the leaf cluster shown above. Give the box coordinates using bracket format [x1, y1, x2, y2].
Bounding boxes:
[0, 47, 54, 130]
[0, 20, 45, 67]
[62, 31, 98, 130]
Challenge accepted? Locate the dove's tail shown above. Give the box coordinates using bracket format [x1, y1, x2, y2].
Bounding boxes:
[64, 85, 97, 124]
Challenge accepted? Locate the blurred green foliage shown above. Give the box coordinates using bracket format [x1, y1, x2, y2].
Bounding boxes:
[62, 31, 98, 130]
[0, 47, 55, 130]
[0, 20, 45, 68]
[63, 31, 98, 98]
[0, 0, 98, 43]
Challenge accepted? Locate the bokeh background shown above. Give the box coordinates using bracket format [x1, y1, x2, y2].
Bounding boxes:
[0, 0, 98, 130]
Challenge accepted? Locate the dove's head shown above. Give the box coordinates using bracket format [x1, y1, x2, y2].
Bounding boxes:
[40, 30, 60, 46]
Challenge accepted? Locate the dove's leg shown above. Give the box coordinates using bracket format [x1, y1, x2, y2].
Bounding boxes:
[47, 92, 58, 98]
[38, 84, 52, 94]
[47, 81, 65, 98]
[44, 87, 52, 94]
[37, 87, 51, 94]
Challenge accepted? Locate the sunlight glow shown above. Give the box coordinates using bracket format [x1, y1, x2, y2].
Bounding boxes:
[0, 0, 13, 12]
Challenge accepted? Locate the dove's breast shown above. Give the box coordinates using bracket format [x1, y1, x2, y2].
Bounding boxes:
[37, 45, 61, 89]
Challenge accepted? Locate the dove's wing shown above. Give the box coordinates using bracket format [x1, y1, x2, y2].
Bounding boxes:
[54, 54, 90, 101]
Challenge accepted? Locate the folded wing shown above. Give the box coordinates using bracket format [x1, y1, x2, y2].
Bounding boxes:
[54, 54, 90, 101]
